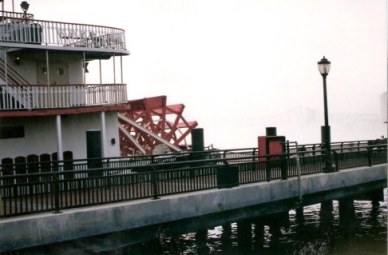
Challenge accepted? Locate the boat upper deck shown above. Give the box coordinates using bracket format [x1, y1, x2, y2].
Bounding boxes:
[0, 10, 129, 57]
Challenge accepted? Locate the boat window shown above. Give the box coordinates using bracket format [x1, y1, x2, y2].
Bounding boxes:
[0, 126, 25, 139]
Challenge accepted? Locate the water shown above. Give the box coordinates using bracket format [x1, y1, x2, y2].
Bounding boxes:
[120, 200, 387, 255]
[6, 194, 387, 255]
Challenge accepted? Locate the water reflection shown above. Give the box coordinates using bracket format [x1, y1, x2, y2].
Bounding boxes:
[122, 198, 386, 255]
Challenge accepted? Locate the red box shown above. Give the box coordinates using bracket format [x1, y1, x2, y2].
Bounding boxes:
[258, 136, 286, 160]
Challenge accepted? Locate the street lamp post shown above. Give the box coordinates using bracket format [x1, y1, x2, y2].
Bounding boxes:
[318, 56, 334, 173]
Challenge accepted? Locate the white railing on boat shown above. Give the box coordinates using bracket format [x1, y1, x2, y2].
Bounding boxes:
[0, 11, 34, 20]
[0, 83, 127, 110]
[0, 11, 126, 50]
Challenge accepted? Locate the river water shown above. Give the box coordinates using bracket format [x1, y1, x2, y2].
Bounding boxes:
[120, 197, 387, 255]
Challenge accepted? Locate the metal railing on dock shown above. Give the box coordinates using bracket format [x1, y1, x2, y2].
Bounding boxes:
[0, 141, 386, 217]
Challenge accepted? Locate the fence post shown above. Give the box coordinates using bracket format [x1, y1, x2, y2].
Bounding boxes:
[367, 146, 372, 167]
[332, 150, 339, 171]
[151, 169, 159, 200]
[265, 156, 271, 182]
[52, 171, 61, 214]
[281, 155, 288, 180]
[286, 141, 290, 159]
[295, 155, 302, 202]
[0, 188, 3, 217]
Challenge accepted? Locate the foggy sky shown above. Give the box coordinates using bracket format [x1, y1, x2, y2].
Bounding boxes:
[23, 0, 387, 148]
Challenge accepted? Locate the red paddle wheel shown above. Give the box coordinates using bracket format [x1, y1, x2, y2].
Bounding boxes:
[119, 95, 198, 155]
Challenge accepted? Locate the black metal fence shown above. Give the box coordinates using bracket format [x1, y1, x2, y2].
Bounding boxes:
[0, 141, 386, 217]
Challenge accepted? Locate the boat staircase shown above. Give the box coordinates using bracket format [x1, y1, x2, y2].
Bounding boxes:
[0, 58, 31, 110]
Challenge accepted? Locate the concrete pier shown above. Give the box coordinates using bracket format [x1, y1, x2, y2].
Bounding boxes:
[0, 164, 386, 253]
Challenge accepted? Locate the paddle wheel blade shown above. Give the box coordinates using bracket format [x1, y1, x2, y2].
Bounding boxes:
[119, 95, 198, 155]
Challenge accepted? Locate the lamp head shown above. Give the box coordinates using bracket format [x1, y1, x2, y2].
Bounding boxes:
[20, 1, 29, 12]
[318, 56, 331, 76]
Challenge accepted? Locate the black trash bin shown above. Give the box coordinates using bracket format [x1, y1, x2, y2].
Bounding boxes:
[217, 165, 239, 189]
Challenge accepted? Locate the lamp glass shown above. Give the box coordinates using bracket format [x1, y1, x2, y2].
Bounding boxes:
[318, 56, 331, 76]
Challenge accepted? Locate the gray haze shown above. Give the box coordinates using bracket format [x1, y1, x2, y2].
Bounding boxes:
[28, 0, 387, 148]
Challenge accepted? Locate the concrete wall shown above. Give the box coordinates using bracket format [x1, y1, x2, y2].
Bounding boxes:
[0, 164, 386, 252]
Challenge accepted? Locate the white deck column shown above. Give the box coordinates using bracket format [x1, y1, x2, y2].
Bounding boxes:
[101, 111, 107, 158]
[120, 55, 123, 84]
[56, 115, 63, 162]
[45, 50, 50, 86]
[113, 55, 116, 84]
[83, 52, 86, 85]
[3, 49, 8, 109]
[99, 59, 102, 84]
